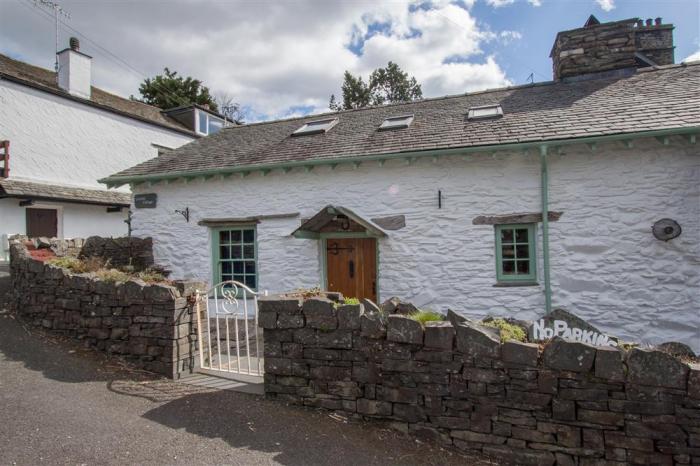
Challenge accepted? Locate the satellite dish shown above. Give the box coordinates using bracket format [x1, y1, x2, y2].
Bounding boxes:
[652, 219, 681, 241]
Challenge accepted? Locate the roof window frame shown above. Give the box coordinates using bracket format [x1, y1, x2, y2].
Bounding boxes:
[379, 114, 415, 131]
[467, 104, 503, 121]
[292, 117, 339, 136]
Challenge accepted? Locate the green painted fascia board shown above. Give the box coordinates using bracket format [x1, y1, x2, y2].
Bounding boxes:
[99, 126, 700, 188]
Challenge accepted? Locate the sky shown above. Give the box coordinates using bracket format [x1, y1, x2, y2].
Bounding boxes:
[1, 0, 699, 122]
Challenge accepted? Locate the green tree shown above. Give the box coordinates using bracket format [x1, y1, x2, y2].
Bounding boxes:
[135, 68, 218, 111]
[329, 62, 422, 111]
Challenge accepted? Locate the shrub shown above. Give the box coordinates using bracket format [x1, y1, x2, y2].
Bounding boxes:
[482, 318, 527, 343]
[47, 256, 84, 272]
[343, 297, 361, 305]
[410, 310, 445, 325]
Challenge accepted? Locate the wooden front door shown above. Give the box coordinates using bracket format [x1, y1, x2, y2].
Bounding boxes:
[26, 208, 57, 238]
[325, 237, 377, 302]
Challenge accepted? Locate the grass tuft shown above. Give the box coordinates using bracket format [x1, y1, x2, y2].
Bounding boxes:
[481, 318, 527, 343]
[343, 297, 361, 305]
[409, 310, 445, 325]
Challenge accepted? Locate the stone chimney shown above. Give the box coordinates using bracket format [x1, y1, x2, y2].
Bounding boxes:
[57, 37, 92, 99]
[550, 15, 674, 81]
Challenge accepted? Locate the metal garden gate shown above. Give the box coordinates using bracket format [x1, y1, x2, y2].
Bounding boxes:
[195, 281, 266, 376]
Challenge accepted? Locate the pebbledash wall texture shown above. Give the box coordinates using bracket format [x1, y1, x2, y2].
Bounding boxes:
[260, 295, 700, 466]
[7, 240, 202, 378]
[130, 139, 700, 350]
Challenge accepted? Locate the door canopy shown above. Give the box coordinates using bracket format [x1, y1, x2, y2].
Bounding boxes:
[291, 205, 388, 239]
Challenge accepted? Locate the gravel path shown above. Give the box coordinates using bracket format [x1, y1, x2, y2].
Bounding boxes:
[0, 313, 488, 465]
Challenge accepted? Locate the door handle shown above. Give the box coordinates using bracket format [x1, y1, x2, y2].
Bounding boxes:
[349, 260, 354, 278]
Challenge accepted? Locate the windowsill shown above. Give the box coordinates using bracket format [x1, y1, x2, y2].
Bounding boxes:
[493, 281, 539, 288]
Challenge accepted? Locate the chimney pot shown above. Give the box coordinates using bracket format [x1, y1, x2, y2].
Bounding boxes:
[646, 18, 653, 26]
[69, 37, 80, 51]
[655, 17, 662, 26]
[636, 19, 644, 28]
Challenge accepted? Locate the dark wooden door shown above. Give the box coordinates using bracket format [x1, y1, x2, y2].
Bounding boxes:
[326, 238, 377, 302]
[26, 208, 57, 238]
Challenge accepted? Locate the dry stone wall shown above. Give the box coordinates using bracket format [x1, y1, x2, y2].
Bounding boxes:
[7, 241, 202, 378]
[260, 296, 700, 466]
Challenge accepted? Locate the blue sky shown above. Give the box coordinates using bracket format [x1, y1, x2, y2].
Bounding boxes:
[1, 0, 698, 122]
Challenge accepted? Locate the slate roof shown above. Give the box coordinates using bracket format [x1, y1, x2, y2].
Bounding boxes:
[106, 63, 700, 182]
[0, 53, 194, 136]
[0, 179, 131, 206]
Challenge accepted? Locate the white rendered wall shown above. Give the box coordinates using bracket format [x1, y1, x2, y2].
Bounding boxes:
[130, 139, 700, 350]
[0, 198, 127, 260]
[0, 80, 192, 190]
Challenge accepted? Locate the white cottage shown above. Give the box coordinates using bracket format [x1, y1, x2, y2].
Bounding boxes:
[103, 17, 700, 350]
[0, 38, 232, 261]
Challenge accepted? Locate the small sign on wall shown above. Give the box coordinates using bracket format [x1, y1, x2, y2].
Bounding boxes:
[134, 193, 157, 209]
[528, 309, 618, 347]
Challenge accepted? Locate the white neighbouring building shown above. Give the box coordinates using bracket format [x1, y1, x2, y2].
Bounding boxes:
[0, 38, 231, 261]
[103, 17, 700, 350]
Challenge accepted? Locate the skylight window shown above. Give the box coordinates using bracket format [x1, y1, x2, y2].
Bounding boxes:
[292, 118, 339, 136]
[379, 114, 414, 131]
[467, 105, 503, 120]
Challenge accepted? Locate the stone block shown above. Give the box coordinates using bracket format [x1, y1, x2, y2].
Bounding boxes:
[393, 404, 426, 423]
[463, 367, 508, 384]
[377, 386, 418, 404]
[578, 409, 624, 426]
[424, 321, 454, 350]
[594, 346, 625, 381]
[455, 321, 501, 358]
[316, 330, 352, 349]
[626, 348, 689, 389]
[264, 358, 293, 375]
[387, 315, 423, 344]
[604, 431, 653, 451]
[360, 298, 381, 313]
[360, 312, 386, 339]
[304, 348, 341, 361]
[512, 427, 555, 443]
[258, 311, 278, 329]
[502, 341, 539, 367]
[482, 445, 555, 466]
[310, 366, 351, 380]
[337, 304, 363, 329]
[451, 430, 506, 444]
[689, 364, 700, 399]
[303, 297, 338, 330]
[552, 398, 576, 421]
[356, 398, 392, 416]
[543, 337, 595, 373]
[327, 381, 361, 398]
[143, 283, 177, 303]
[277, 313, 305, 329]
[258, 296, 302, 314]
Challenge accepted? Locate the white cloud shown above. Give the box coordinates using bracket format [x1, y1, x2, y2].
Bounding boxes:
[1, 0, 516, 121]
[683, 50, 700, 62]
[528, 0, 543, 6]
[486, 0, 516, 7]
[595, 0, 615, 12]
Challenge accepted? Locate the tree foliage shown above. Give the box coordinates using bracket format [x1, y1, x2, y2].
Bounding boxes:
[329, 62, 422, 111]
[135, 68, 218, 111]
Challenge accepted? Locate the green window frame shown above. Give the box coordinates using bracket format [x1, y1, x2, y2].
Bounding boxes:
[495, 223, 537, 283]
[211, 225, 258, 290]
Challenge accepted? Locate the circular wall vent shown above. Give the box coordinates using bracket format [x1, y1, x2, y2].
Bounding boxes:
[652, 219, 681, 241]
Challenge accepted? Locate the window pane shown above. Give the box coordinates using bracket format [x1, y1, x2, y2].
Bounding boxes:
[221, 262, 232, 274]
[243, 229, 255, 243]
[233, 273, 245, 283]
[517, 260, 530, 274]
[245, 275, 256, 289]
[231, 245, 242, 259]
[219, 231, 230, 243]
[243, 244, 255, 258]
[515, 228, 529, 243]
[233, 262, 243, 274]
[502, 260, 515, 274]
[244, 261, 256, 274]
[198, 111, 208, 134]
[516, 244, 530, 259]
[502, 245, 515, 258]
[231, 230, 242, 242]
[220, 246, 230, 259]
[221, 273, 232, 282]
[208, 117, 223, 134]
[501, 229, 514, 243]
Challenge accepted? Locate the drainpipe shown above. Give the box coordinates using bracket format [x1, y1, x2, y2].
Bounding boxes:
[540, 145, 552, 313]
